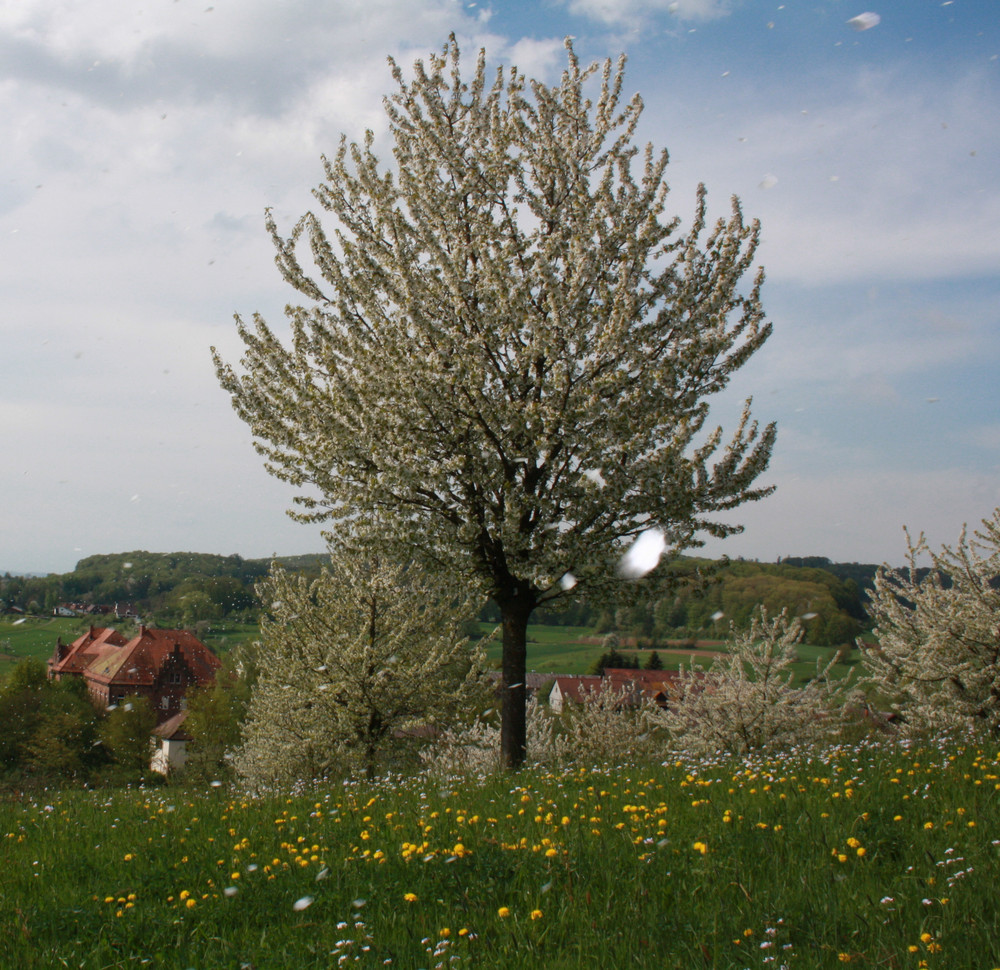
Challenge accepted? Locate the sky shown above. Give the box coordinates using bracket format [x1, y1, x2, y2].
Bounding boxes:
[1, 0, 997, 576]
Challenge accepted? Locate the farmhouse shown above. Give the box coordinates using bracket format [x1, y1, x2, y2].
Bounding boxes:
[48, 625, 221, 720]
[549, 668, 687, 713]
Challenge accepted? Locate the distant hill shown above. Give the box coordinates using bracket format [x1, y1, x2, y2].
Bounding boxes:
[0, 551, 326, 626]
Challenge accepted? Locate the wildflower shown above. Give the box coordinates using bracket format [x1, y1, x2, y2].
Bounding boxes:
[403, 893, 418, 902]
[498, 906, 510, 918]
[530, 909, 543, 920]
[185, 898, 196, 909]
[439, 928, 451, 938]
[692, 841, 708, 855]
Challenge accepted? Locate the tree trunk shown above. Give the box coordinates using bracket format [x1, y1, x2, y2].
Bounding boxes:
[499, 593, 534, 769]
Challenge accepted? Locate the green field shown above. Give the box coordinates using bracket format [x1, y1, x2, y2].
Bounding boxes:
[1, 616, 857, 684]
[475, 622, 856, 681]
[0, 615, 84, 670]
[2, 738, 997, 968]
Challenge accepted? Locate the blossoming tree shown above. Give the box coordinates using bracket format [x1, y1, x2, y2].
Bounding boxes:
[214, 37, 776, 767]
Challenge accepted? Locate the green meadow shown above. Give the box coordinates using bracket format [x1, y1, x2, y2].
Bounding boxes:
[2, 738, 998, 968]
[1, 616, 857, 685]
[0, 615, 82, 670]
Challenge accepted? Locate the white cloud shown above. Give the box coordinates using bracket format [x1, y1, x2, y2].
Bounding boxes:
[643, 64, 1000, 286]
[699, 466, 1000, 565]
[565, 0, 734, 27]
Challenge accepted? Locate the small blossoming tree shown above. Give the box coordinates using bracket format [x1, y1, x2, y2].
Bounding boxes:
[662, 608, 846, 755]
[861, 508, 1000, 737]
[235, 552, 486, 784]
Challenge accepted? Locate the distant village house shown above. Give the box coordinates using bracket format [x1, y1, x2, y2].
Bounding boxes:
[548, 668, 688, 713]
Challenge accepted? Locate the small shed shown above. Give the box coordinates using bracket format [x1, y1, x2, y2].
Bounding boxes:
[151, 710, 193, 775]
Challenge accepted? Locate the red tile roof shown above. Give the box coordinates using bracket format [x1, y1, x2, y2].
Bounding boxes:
[551, 675, 603, 705]
[552, 669, 689, 708]
[153, 710, 192, 741]
[85, 626, 221, 688]
[49, 626, 129, 677]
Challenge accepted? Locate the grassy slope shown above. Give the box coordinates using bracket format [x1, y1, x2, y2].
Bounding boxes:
[1, 739, 997, 968]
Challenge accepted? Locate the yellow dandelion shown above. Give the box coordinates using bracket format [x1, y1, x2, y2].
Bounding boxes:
[403, 892, 418, 902]
[498, 906, 510, 918]
[530, 909, 543, 920]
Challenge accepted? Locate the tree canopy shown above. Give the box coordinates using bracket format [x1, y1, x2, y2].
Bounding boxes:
[214, 36, 776, 767]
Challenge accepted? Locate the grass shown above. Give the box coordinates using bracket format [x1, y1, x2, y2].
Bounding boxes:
[198, 620, 259, 657]
[475, 622, 855, 682]
[1, 616, 857, 683]
[0, 615, 84, 674]
[2, 737, 998, 968]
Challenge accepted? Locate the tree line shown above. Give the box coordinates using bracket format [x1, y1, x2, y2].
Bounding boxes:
[5, 550, 871, 647]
